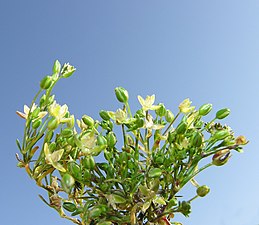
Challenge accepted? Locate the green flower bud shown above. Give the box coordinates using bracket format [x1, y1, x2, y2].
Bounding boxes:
[82, 115, 94, 127]
[199, 103, 212, 116]
[107, 132, 117, 148]
[32, 119, 42, 129]
[165, 109, 174, 123]
[61, 63, 76, 78]
[89, 206, 104, 218]
[63, 202, 77, 212]
[82, 156, 95, 170]
[180, 201, 191, 216]
[39, 94, 46, 108]
[196, 185, 210, 197]
[155, 103, 166, 117]
[40, 76, 52, 89]
[53, 60, 61, 74]
[45, 130, 54, 142]
[176, 121, 188, 134]
[99, 110, 111, 120]
[49, 142, 56, 152]
[83, 169, 91, 182]
[192, 131, 203, 147]
[167, 198, 178, 208]
[148, 168, 163, 178]
[61, 173, 75, 193]
[212, 149, 231, 166]
[97, 135, 107, 146]
[61, 128, 73, 138]
[216, 108, 230, 119]
[213, 130, 229, 140]
[115, 87, 129, 103]
[47, 117, 59, 130]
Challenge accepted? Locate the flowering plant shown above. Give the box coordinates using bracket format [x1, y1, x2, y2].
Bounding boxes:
[16, 61, 247, 225]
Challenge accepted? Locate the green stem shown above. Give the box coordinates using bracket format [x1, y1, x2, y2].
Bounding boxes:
[163, 112, 180, 135]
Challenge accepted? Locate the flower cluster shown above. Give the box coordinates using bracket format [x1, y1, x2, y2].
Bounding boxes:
[16, 61, 247, 225]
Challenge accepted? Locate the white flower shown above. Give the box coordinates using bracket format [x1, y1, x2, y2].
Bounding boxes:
[44, 143, 66, 172]
[138, 95, 160, 111]
[144, 114, 164, 130]
[108, 109, 128, 124]
[16, 103, 47, 120]
[48, 101, 69, 123]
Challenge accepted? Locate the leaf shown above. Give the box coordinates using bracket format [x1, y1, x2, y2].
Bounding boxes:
[142, 200, 151, 213]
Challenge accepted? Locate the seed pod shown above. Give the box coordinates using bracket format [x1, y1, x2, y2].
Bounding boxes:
[61, 173, 75, 193]
[213, 130, 229, 140]
[83, 169, 91, 182]
[99, 110, 111, 120]
[45, 130, 54, 142]
[167, 198, 178, 208]
[69, 162, 82, 181]
[32, 119, 42, 129]
[192, 131, 203, 147]
[107, 132, 117, 148]
[82, 156, 95, 170]
[40, 76, 52, 89]
[180, 201, 191, 216]
[199, 103, 212, 116]
[114, 87, 129, 103]
[63, 202, 77, 212]
[196, 185, 210, 197]
[176, 121, 187, 134]
[155, 103, 166, 117]
[82, 115, 94, 127]
[216, 108, 230, 119]
[165, 109, 174, 123]
[61, 128, 73, 138]
[47, 117, 59, 130]
[148, 168, 163, 178]
[212, 149, 231, 166]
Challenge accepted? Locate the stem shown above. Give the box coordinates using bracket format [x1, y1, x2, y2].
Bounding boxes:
[125, 102, 132, 118]
[163, 112, 180, 136]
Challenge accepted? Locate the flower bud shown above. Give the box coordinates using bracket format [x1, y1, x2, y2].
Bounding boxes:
[82, 115, 94, 127]
[47, 117, 59, 130]
[40, 76, 52, 89]
[155, 103, 166, 117]
[165, 109, 174, 123]
[69, 161, 82, 181]
[61, 63, 76, 78]
[99, 110, 111, 120]
[114, 87, 129, 103]
[32, 119, 42, 129]
[216, 108, 230, 119]
[148, 168, 163, 178]
[61, 173, 75, 193]
[167, 198, 178, 208]
[213, 130, 229, 140]
[82, 156, 95, 170]
[107, 132, 117, 148]
[235, 135, 248, 145]
[53, 60, 61, 74]
[212, 149, 231, 166]
[196, 185, 210, 197]
[199, 103, 212, 116]
[97, 135, 107, 146]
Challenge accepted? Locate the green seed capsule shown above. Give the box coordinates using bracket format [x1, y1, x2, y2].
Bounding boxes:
[167, 198, 178, 208]
[40, 76, 52, 89]
[32, 119, 42, 129]
[213, 130, 229, 140]
[216, 108, 230, 119]
[61, 128, 73, 138]
[89, 206, 104, 218]
[196, 185, 210, 197]
[148, 168, 163, 178]
[63, 202, 77, 212]
[114, 87, 129, 103]
[192, 131, 203, 147]
[155, 103, 166, 117]
[176, 121, 187, 134]
[212, 149, 231, 166]
[82, 156, 95, 170]
[61, 173, 75, 193]
[99, 110, 111, 120]
[199, 103, 212, 116]
[69, 162, 82, 181]
[97, 135, 107, 146]
[47, 117, 59, 130]
[82, 115, 94, 127]
[107, 132, 117, 148]
[52, 60, 61, 74]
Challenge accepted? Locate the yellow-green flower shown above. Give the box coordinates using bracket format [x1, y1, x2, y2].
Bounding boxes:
[16, 103, 47, 120]
[138, 95, 160, 111]
[179, 98, 195, 114]
[144, 114, 164, 130]
[48, 101, 70, 123]
[80, 132, 96, 154]
[108, 109, 128, 124]
[44, 143, 66, 172]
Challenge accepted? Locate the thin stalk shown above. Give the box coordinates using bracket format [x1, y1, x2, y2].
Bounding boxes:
[163, 112, 180, 136]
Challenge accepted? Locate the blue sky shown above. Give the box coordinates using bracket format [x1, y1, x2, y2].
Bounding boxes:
[1, 1, 259, 224]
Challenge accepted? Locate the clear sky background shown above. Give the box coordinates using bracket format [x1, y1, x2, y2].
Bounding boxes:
[1, 1, 259, 225]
